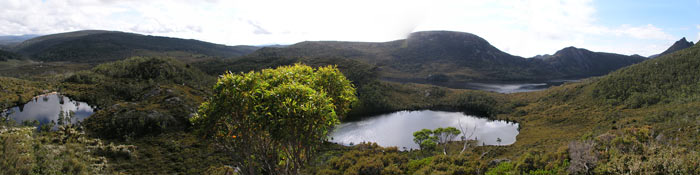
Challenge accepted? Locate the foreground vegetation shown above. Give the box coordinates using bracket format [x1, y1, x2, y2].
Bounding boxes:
[1, 42, 699, 174]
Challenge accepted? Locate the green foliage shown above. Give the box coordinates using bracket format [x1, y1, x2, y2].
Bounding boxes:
[307, 143, 494, 175]
[412, 129, 436, 150]
[64, 56, 212, 107]
[407, 157, 434, 174]
[485, 162, 515, 175]
[0, 76, 48, 109]
[0, 49, 22, 61]
[589, 126, 700, 174]
[192, 63, 357, 174]
[91, 56, 209, 85]
[435, 127, 461, 145]
[413, 127, 462, 154]
[449, 91, 503, 116]
[0, 126, 118, 174]
[63, 57, 211, 139]
[103, 132, 236, 174]
[419, 139, 438, 152]
[593, 44, 700, 108]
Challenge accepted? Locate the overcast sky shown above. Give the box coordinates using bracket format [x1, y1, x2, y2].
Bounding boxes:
[1, 0, 699, 57]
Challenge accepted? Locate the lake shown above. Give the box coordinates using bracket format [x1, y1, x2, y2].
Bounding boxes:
[464, 80, 579, 93]
[329, 110, 519, 150]
[1, 93, 95, 127]
[383, 78, 580, 94]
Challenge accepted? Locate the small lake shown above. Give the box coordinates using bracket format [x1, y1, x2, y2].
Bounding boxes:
[330, 110, 519, 150]
[1, 93, 94, 127]
[383, 78, 580, 94]
[465, 80, 579, 93]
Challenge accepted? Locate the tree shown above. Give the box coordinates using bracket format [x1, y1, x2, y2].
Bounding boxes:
[413, 127, 460, 154]
[57, 107, 65, 126]
[413, 129, 436, 150]
[458, 119, 478, 154]
[191, 64, 357, 175]
[419, 139, 438, 152]
[434, 127, 461, 155]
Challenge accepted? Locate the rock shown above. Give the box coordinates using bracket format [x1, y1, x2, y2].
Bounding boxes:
[489, 159, 511, 166]
[141, 87, 162, 99]
[655, 133, 666, 143]
[164, 96, 182, 104]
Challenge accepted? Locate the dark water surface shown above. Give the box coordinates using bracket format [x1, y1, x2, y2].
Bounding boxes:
[2, 93, 94, 126]
[330, 110, 519, 150]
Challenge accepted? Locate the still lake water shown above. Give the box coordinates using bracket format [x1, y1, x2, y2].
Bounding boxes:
[2, 93, 94, 126]
[330, 110, 519, 150]
[465, 80, 578, 94]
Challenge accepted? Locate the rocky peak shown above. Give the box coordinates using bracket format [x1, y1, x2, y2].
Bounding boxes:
[657, 37, 695, 57]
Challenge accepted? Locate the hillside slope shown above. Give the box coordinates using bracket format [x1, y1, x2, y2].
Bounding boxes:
[510, 42, 700, 153]
[13, 30, 259, 63]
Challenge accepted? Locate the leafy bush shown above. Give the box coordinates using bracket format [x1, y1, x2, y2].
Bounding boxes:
[192, 64, 357, 174]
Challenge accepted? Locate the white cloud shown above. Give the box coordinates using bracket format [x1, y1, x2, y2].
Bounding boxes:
[413, 0, 676, 57]
[0, 0, 681, 57]
[612, 24, 674, 40]
[696, 25, 700, 42]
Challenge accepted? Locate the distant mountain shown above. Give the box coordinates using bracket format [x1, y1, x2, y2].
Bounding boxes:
[222, 31, 645, 83]
[650, 37, 695, 58]
[12, 30, 260, 63]
[0, 34, 40, 47]
[256, 44, 290, 48]
[387, 31, 546, 81]
[539, 46, 647, 78]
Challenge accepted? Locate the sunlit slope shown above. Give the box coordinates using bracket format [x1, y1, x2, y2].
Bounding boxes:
[509, 43, 700, 151]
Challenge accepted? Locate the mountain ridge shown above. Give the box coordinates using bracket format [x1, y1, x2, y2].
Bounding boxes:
[230, 31, 646, 84]
[540, 46, 647, 78]
[12, 30, 260, 63]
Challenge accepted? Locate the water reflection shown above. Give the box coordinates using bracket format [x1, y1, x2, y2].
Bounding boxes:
[330, 110, 519, 150]
[2, 93, 94, 127]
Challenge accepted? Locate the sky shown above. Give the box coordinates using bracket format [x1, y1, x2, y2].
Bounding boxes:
[1, 0, 699, 57]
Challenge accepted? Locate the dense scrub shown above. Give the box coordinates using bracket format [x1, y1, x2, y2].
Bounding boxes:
[593, 44, 700, 108]
[0, 125, 138, 174]
[0, 50, 22, 61]
[0, 76, 50, 109]
[63, 57, 212, 139]
[101, 132, 236, 174]
[305, 142, 569, 175]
